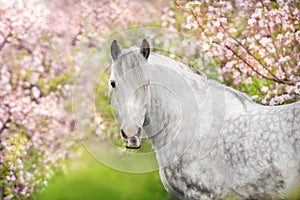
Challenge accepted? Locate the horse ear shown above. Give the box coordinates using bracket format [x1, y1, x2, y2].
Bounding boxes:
[140, 39, 150, 60]
[110, 40, 121, 61]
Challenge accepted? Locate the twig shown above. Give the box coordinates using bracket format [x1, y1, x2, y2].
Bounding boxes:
[0, 31, 12, 52]
[71, 24, 82, 46]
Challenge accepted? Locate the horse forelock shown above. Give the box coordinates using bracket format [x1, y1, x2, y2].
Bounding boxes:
[116, 46, 146, 67]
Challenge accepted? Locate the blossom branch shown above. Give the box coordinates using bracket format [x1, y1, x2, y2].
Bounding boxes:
[219, 24, 294, 85]
[0, 30, 12, 52]
[219, 42, 295, 85]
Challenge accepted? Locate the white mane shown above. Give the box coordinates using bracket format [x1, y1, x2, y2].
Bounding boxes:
[149, 52, 193, 73]
[148, 52, 260, 113]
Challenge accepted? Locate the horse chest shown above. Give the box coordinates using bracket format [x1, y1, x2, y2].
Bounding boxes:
[158, 156, 228, 200]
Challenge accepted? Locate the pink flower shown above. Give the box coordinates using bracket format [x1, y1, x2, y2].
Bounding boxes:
[248, 18, 256, 26]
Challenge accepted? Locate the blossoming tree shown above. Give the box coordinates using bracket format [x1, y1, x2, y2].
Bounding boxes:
[0, 0, 158, 199]
[176, 0, 300, 105]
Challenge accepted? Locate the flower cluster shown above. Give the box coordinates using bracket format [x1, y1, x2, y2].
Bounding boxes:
[176, 0, 300, 105]
[0, 1, 78, 199]
[0, 0, 158, 199]
[76, 0, 157, 46]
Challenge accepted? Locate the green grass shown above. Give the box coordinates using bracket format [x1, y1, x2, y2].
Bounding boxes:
[34, 146, 173, 200]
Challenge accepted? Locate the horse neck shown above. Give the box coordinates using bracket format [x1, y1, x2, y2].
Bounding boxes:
[143, 69, 212, 160]
[143, 85, 182, 150]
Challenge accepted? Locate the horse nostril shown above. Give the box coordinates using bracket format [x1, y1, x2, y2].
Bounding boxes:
[137, 127, 142, 137]
[110, 80, 116, 88]
[120, 129, 127, 139]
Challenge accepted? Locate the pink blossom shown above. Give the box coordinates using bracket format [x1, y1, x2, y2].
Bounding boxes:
[177, 0, 300, 104]
[248, 18, 256, 26]
[1, 0, 160, 199]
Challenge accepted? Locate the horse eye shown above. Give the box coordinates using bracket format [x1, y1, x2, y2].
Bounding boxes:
[110, 80, 116, 88]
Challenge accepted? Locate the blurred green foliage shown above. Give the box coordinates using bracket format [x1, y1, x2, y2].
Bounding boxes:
[33, 147, 174, 200]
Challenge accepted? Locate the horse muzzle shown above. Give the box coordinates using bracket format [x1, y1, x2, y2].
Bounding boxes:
[120, 127, 142, 149]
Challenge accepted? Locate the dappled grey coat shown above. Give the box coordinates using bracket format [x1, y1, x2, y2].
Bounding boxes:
[147, 54, 300, 200]
[110, 40, 300, 200]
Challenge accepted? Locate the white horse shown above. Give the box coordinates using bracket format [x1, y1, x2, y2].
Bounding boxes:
[109, 39, 300, 200]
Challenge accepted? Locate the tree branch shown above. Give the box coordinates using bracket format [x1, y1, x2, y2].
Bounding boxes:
[218, 24, 295, 85]
[0, 31, 12, 52]
[219, 42, 295, 85]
